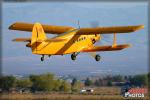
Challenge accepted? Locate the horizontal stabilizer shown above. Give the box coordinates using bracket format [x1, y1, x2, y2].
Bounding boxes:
[82, 44, 131, 52]
[12, 38, 31, 42]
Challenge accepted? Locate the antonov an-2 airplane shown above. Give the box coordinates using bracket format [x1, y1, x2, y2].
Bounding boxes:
[9, 22, 144, 61]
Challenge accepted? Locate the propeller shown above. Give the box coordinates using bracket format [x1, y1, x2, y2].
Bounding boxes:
[90, 21, 113, 45]
[88, 21, 113, 58]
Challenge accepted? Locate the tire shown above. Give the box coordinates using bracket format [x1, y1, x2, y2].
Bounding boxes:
[95, 55, 101, 61]
[41, 57, 44, 61]
[71, 54, 76, 60]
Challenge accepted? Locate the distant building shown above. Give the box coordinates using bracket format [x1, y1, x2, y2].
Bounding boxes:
[80, 88, 94, 93]
[112, 81, 126, 86]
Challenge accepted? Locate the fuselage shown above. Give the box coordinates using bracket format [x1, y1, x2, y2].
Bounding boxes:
[31, 29, 100, 55]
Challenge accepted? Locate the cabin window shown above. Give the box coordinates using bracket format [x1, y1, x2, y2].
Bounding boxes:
[76, 37, 86, 42]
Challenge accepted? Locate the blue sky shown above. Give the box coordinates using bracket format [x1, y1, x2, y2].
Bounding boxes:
[2, 2, 148, 76]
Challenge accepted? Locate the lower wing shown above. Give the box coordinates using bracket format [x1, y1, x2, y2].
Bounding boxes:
[81, 44, 131, 52]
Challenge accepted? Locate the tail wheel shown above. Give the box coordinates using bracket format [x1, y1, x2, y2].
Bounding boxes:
[41, 55, 44, 61]
[71, 54, 76, 61]
[41, 57, 44, 61]
[95, 54, 101, 61]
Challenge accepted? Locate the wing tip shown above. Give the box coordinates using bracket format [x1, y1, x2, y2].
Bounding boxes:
[8, 22, 19, 30]
[12, 39, 16, 41]
[138, 24, 144, 29]
[8, 22, 32, 30]
[8, 24, 14, 30]
[134, 25, 144, 31]
[140, 25, 144, 29]
[126, 44, 132, 48]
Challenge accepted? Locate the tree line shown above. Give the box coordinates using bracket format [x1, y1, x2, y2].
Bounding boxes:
[84, 73, 149, 87]
[0, 73, 81, 92]
[0, 72, 149, 93]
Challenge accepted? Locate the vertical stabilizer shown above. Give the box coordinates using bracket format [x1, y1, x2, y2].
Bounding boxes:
[31, 23, 47, 53]
[31, 23, 47, 45]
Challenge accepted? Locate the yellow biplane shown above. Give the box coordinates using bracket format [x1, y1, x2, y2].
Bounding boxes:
[9, 22, 144, 61]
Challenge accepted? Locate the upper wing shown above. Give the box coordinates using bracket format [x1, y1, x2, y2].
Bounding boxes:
[12, 38, 66, 42]
[9, 23, 144, 35]
[9, 22, 75, 34]
[76, 25, 144, 35]
[81, 44, 131, 52]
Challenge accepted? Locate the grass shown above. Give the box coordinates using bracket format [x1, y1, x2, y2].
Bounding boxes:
[93, 86, 121, 95]
[0, 93, 124, 100]
[0, 87, 149, 100]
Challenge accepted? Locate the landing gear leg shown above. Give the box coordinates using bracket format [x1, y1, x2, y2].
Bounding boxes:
[41, 55, 44, 61]
[95, 54, 101, 61]
[92, 39, 96, 44]
[48, 55, 51, 58]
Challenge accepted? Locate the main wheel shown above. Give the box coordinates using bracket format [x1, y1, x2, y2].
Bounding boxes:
[95, 54, 101, 61]
[71, 54, 76, 61]
[92, 39, 96, 44]
[41, 56, 44, 61]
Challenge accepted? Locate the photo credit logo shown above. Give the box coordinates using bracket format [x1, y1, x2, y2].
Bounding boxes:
[124, 88, 147, 98]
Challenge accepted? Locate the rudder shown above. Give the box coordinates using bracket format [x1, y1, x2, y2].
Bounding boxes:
[31, 22, 47, 45]
[31, 23, 47, 53]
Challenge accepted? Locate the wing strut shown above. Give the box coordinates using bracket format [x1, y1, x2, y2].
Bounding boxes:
[112, 33, 117, 47]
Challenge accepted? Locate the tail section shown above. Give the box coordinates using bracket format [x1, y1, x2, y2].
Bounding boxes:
[31, 23, 47, 53]
[31, 23, 47, 45]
